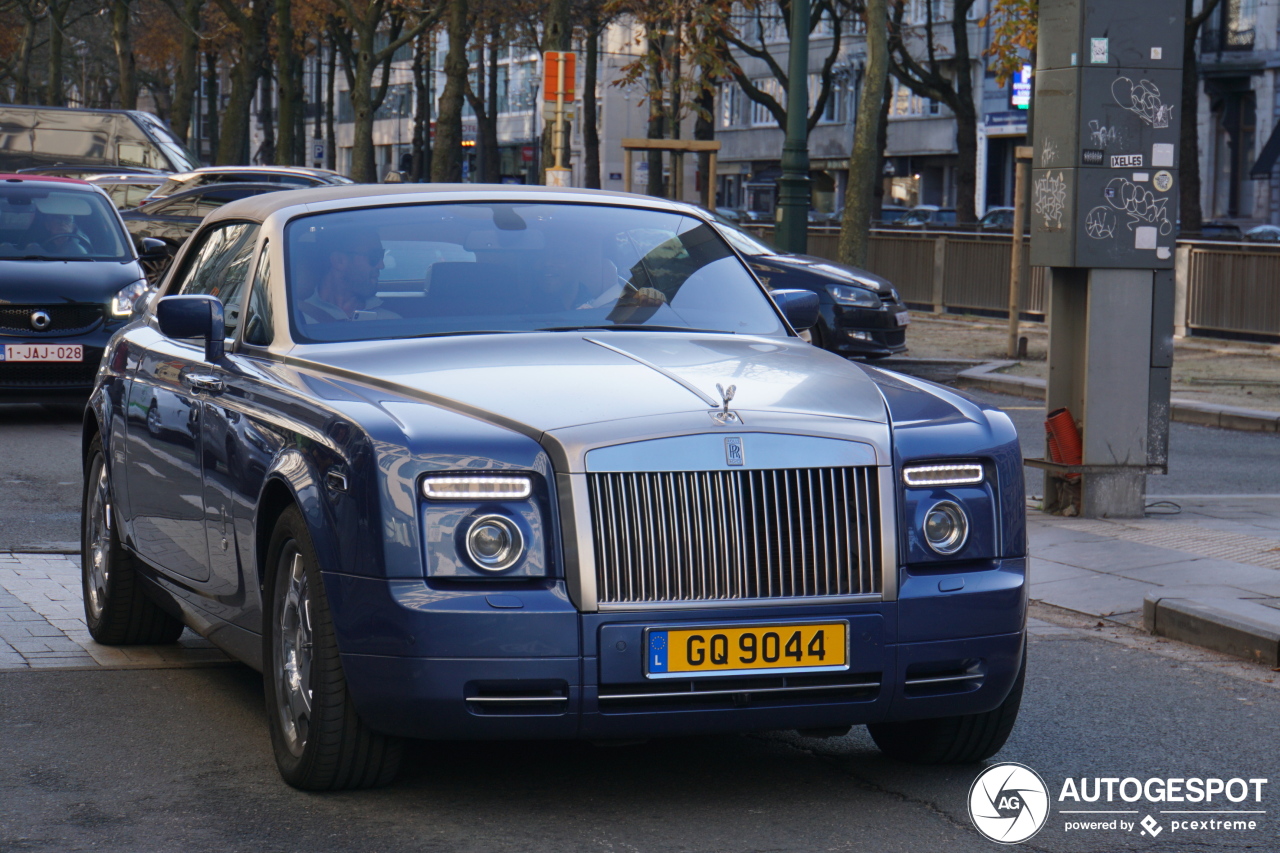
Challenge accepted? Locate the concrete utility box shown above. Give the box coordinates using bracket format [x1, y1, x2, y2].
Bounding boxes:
[1030, 0, 1182, 268]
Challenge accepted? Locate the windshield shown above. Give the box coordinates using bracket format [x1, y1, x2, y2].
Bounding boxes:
[286, 202, 788, 342]
[709, 212, 775, 257]
[0, 184, 132, 260]
[132, 112, 201, 171]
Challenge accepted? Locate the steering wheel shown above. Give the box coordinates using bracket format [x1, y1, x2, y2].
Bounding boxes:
[43, 234, 92, 254]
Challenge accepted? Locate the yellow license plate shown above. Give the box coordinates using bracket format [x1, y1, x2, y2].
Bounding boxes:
[646, 622, 847, 676]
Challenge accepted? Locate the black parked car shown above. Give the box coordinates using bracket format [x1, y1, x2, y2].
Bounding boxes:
[0, 174, 162, 401]
[141, 166, 353, 204]
[708, 212, 909, 358]
[122, 183, 300, 281]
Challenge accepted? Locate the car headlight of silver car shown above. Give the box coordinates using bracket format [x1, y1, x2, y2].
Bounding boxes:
[826, 283, 882, 308]
[111, 280, 150, 317]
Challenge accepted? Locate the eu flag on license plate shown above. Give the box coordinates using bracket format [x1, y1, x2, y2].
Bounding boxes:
[648, 631, 668, 673]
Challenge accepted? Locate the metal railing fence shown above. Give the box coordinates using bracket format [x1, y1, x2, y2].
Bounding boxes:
[745, 226, 1280, 339]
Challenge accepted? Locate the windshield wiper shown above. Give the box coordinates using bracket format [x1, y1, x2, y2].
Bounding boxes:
[406, 329, 525, 339]
[537, 324, 731, 334]
[2, 255, 95, 262]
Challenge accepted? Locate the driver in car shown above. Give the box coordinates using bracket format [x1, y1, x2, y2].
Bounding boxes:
[298, 227, 400, 322]
[28, 212, 91, 256]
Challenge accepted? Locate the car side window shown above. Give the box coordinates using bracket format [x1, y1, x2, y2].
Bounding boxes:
[169, 221, 261, 337]
[242, 243, 274, 347]
[155, 198, 194, 217]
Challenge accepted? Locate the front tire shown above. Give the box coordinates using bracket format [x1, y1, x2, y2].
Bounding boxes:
[264, 506, 402, 790]
[81, 437, 184, 645]
[868, 646, 1026, 764]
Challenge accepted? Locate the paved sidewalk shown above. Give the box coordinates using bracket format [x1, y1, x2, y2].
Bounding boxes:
[0, 552, 229, 671]
[1029, 496, 1280, 666]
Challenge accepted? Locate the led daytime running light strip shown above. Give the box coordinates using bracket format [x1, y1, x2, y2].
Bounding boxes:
[902, 464, 984, 487]
[422, 476, 532, 500]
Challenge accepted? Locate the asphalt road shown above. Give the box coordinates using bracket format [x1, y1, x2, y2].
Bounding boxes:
[1, 623, 1276, 852]
[0, 403, 83, 552]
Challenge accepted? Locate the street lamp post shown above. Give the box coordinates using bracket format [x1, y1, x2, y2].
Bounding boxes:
[775, 0, 811, 254]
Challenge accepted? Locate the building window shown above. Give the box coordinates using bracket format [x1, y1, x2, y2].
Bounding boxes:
[889, 82, 939, 118]
[720, 84, 743, 128]
[749, 78, 782, 126]
[1204, 0, 1256, 51]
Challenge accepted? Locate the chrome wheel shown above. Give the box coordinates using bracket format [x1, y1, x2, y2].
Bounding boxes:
[85, 460, 112, 621]
[275, 546, 313, 758]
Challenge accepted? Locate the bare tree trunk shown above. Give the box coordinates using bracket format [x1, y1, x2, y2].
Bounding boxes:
[275, 0, 297, 165]
[213, 0, 268, 165]
[645, 34, 665, 197]
[112, 0, 137, 109]
[432, 0, 468, 182]
[951, 14, 978, 223]
[839, 0, 887, 267]
[170, 0, 202, 143]
[258, 63, 275, 164]
[693, 74, 715, 208]
[484, 35, 499, 181]
[1180, 0, 1222, 233]
[325, 30, 336, 171]
[411, 28, 432, 181]
[45, 0, 69, 106]
[204, 51, 220, 160]
[582, 13, 602, 190]
[16, 9, 38, 104]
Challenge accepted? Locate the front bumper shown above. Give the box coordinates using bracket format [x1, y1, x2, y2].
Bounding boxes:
[822, 301, 909, 358]
[0, 339, 108, 400]
[327, 558, 1026, 740]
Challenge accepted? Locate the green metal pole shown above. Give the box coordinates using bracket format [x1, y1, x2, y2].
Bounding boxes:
[775, 0, 811, 254]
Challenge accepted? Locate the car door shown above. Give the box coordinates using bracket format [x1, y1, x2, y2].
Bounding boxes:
[123, 221, 259, 583]
[196, 240, 292, 628]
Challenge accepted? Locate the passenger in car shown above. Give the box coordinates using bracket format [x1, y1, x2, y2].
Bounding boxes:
[298, 227, 400, 322]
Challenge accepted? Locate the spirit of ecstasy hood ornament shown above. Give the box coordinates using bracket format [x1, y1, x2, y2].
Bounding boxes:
[712, 383, 740, 425]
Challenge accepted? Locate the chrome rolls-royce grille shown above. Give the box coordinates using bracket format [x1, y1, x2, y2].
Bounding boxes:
[587, 467, 883, 605]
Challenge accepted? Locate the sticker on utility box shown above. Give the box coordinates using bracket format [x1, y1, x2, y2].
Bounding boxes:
[1153, 171, 1173, 192]
[1090, 38, 1109, 63]
[1111, 154, 1143, 168]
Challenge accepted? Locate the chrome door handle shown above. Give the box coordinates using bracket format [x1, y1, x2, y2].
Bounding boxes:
[183, 373, 224, 394]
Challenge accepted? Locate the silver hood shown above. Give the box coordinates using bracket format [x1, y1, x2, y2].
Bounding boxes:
[291, 331, 889, 436]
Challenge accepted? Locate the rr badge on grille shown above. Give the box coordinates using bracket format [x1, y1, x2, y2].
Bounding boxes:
[725, 436, 744, 466]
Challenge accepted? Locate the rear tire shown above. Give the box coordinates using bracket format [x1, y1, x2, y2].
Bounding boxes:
[264, 505, 403, 790]
[81, 437, 184, 645]
[868, 646, 1026, 764]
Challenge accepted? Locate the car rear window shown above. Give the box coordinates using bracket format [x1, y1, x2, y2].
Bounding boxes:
[285, 201, 787, 342]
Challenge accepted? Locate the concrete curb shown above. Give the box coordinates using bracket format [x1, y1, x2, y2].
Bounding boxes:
[956, 362, 1280, 433]
[1143, 591, 1280, 667]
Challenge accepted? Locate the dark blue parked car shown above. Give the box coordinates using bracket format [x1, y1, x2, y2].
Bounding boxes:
[82, 185, 1027, 790]
[707, 213, 909, 359]
[0, 173, 161, 402]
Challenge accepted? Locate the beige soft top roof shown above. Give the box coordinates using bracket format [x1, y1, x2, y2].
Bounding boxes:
[204, 182, 692, 226]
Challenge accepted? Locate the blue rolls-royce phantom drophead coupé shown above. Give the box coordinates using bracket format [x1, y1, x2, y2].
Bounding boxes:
[81, 185, 1027, 790]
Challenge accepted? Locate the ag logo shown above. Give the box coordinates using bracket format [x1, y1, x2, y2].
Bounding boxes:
[968, 762, 1050, 844]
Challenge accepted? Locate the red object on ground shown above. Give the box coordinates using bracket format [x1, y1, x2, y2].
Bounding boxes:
[1045, 407, 1083, 480]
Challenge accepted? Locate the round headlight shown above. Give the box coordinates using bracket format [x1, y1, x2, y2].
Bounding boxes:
[465, 514, 524, 572]
[923, 500, 968, 555]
